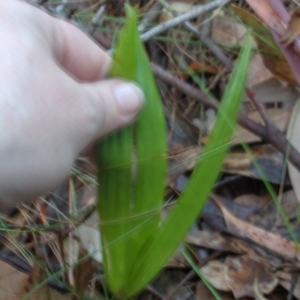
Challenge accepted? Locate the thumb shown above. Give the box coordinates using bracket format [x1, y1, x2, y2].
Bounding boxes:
[82, 79, 144, 140]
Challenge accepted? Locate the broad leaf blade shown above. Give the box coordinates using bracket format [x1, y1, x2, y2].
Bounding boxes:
[97, 129, 132, 293]
[97, 5, 167, 298]
[126, 35, 253, 297]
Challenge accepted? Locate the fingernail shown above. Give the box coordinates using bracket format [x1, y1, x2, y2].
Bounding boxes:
[114, 83, 144, 115]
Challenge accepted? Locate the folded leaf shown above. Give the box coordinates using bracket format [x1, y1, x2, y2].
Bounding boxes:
[97, 5, 167, 297]
[98, 5, 252, 299]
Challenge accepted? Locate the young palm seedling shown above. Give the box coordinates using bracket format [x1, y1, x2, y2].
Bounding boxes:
[97, 5, 252, 299]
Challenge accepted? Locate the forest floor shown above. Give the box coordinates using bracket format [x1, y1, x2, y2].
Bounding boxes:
[1, 0, 300, 299]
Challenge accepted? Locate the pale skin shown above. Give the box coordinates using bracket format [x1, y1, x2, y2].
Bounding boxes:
[0, 0, 144, 213]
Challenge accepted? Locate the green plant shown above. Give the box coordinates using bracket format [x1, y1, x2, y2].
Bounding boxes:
[97, 5, 252, 299]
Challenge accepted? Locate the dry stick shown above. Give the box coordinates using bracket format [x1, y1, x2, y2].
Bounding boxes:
[88, 5, 106, 36]
[245, 87, 285, 154]
[140, 0, 231, 42]
[183, 21, 233, 71]
[151, 63, 300, 171]
[138, 2, 162, 33]
[287, 275, 298, 300]
[156, 0, 233, 70]
[183, 21, 273, 107]
[106, 0, 229, 56]
[146, 285, 167, 300]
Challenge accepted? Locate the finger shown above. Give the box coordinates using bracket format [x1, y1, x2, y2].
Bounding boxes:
[82, 80, 144, 140]
[51, 18, 111, 81]
[5, 0, 110, 82]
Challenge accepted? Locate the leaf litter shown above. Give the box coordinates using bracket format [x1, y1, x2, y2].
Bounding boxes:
[3, 0, 300, 299]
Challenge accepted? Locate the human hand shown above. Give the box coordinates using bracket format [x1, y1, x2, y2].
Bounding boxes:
[0, 0, 144, 213]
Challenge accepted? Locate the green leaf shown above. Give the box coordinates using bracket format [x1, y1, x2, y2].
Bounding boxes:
[97, 128, 132, 293]
[98, 5, 252, 299]
[97, 5, 167, 297]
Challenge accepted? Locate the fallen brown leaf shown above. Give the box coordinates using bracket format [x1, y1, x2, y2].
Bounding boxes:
[233, 108, 291, 145]
[211, 12, 246, 47]
[0, 260, 70, 300]
[243, 77, 299, 103]
[214, 197, 299, 261]
[195, 281, 235, 300]
[277, 271, 300, 299]
[185, 230, 244, 254]
[225, 255, 278, 299]
[223, 144, 289, 184]
[25, 259, 71, 300]
[200, 260, 231, 292]
[200, 255, 277, 299]
[231, 5, 298, 85]
[74, 249, 96, 297]
[281, 11, 300, 47]
[0, 260, 28, 299]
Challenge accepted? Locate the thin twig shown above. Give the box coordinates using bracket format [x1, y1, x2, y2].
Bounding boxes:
[140, 0, 230, 42]
[183, 21, 274, 128]
[178, 7, 273, 126]
[88, 5, 106, 36]
[138, 2, 162, 33]
[156, 0, 233, 70]
[181, 19, 278, 144]
[287, 275, 298, 300]
[146, 285, 167, 300]
[55, 0, 70, 15]
[165, 251, 223, 300]
[246, 88, 270, 125]
[105, 0, 230, 56]
[183, 21, 233, 71]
